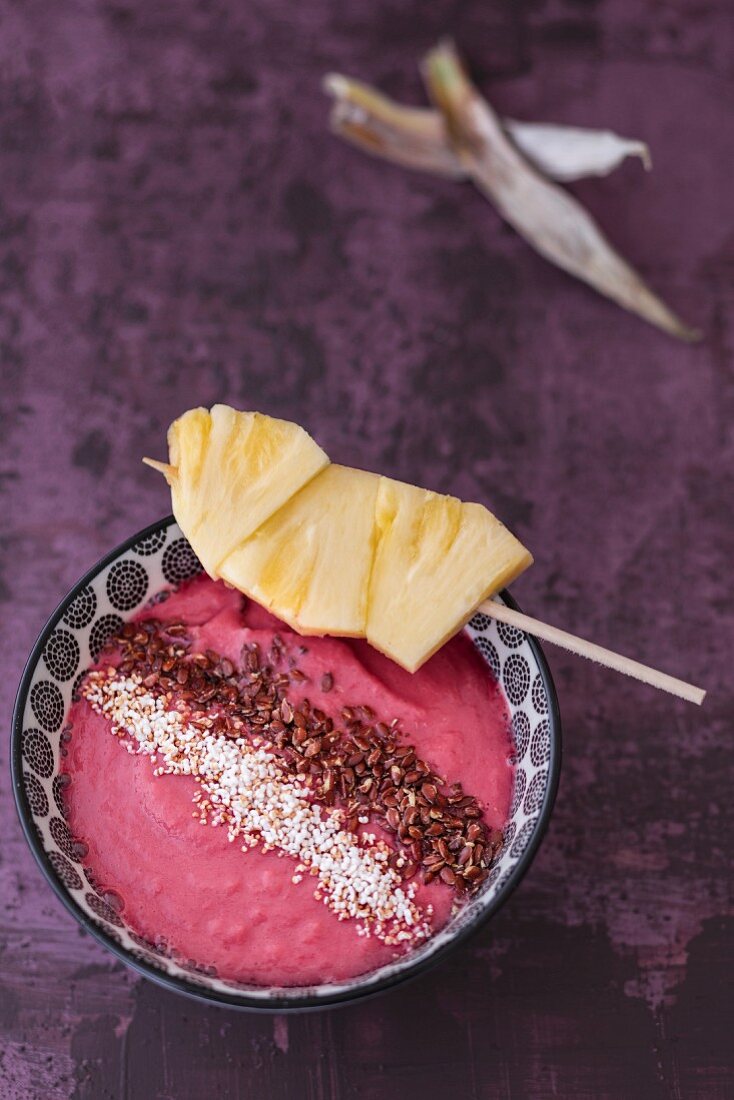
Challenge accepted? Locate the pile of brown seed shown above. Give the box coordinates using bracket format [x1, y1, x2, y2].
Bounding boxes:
[312, 710, 503, 894]
[104, 619, 503, 896]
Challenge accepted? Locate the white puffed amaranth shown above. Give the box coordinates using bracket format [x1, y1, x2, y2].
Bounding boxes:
[83, 671, 430, 947]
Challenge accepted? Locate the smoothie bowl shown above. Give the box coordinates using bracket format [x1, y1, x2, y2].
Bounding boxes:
[12, 517, 560, 1010]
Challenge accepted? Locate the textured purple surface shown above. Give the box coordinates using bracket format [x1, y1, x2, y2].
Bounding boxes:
[1, 0, 732, 1096]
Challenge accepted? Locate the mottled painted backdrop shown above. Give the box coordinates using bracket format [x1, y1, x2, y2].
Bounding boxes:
[1, 0, 732, 1097]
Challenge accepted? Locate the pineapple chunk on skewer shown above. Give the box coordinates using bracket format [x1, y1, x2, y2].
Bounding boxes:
[220, 465, 380, 637]
[366, 478, 533, 671]
[144, 405, 532, 671]
[143, 405, 329, 578]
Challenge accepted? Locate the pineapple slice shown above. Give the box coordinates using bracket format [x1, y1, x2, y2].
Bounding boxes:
[144, 405, 533, 671]
[143, 405, 329, 577]
[366, 477, 533, 672]
[220, 465, 379, 637]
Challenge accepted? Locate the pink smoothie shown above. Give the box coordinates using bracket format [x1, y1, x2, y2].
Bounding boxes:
[63, 576, 514, 987]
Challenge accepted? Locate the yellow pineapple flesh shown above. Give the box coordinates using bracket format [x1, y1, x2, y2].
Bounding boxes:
[220, 465, 379, 637]
[366, 477, 533, 671]
[143, 405, 329, 577]
[144, 405, 533, 671]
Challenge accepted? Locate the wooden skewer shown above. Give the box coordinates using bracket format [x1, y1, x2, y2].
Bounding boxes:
[142, 457, 176, 480]
[480, 598, 706, 706]
[140, 452, 704, 705]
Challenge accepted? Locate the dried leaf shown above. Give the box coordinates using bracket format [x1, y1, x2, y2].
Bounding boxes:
[324, 74, 651, 183]
[422, 42, 699, 341]
[505, 119, 651, 181]
[324, 74, 462, 178]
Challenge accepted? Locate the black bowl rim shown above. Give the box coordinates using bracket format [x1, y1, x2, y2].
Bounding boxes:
[12, 515, 562, 1012]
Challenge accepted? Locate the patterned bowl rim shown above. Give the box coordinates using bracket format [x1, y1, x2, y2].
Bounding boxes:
[11, 515, 562, 1013]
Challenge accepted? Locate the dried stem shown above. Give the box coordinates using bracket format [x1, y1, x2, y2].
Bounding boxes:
[324, 74, 462, 178]
[422, 41, 699, 341]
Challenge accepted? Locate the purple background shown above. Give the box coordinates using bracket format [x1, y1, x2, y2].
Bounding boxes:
[1, 0, 732, 1096]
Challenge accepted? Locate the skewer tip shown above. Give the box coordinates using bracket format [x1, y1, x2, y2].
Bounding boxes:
[480, 597, 706, 706]
[142, 457, 176, 481]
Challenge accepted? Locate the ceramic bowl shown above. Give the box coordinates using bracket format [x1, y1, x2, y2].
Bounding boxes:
[12, 516, 561, 1010]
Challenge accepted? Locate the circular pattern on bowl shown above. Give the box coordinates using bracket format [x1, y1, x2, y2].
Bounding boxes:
[47, 851, 84, 891]
[509, 768, 527, 815]
[63, 586, 97, 630]
[501, 820, 517, 851]
[530, 719, 551, 767]
[23, 772, 49, 817]
[88, 614, 124, 662]
[106, 560, 149, 611]
[503, 653, 531, 706]
[523, 771, 547, 815]
[511, 712, 531, 761]
[497, 622, 525, 649]
[532, 674, 549, 715]
[510, 819, 536, 859]
[52, 773, 70, 817]
[473, 637, 500, 679]
[71, 671, 86, 702]
[43, 629, 81, 682]
[85, 892, 125, 927]
[49, 816, 86, 862]
[162, 537, 203, 585]
[30, 681, 65, 732]
[132, 528, 168, 557]
[22, 728, 55, 778]
[128, 931, 169, 957]
[12, 517, 560, 1010]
